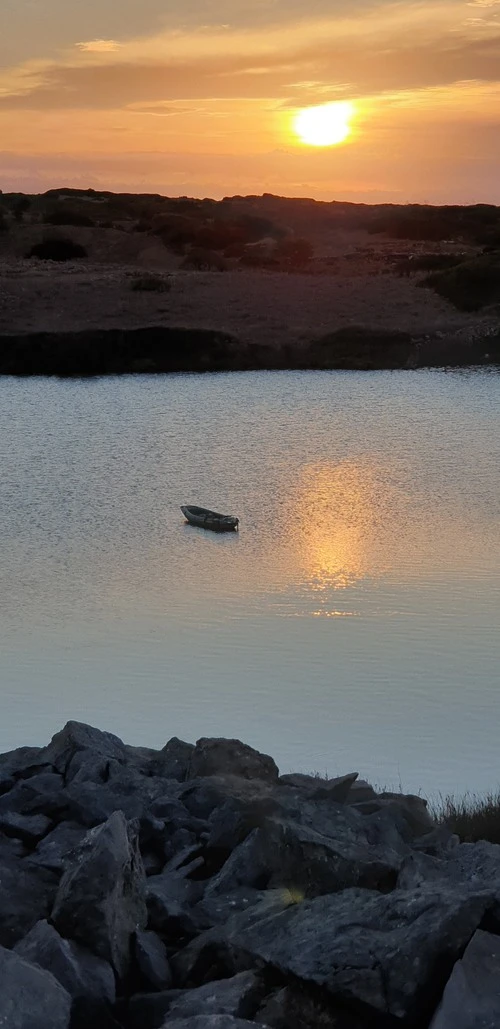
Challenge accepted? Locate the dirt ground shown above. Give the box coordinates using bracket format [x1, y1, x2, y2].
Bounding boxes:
[0, 225, 497, 350]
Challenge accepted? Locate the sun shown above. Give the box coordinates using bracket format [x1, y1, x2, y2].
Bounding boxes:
[293, 101, 353, 147]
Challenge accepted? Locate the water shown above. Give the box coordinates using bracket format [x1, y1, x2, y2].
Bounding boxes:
[1, 369, 499, 797]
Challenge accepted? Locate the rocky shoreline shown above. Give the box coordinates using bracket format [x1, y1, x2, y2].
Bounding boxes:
[0, 325, 499, 376]
[1, 722, 499, 1028]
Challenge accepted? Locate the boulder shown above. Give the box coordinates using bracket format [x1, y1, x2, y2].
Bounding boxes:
[377, 792, 435, 836]
[51, 810, 147, 977]
[0, 810, 51, 845]
[14, 919, 115, 1003]
[161, 1018, 267, 1029]
[167, 971, 263, 1020]
[430, 929, 500, 1028]
[146, 869, 204, 940]
[40, 721, 128, 779]
[0, 855, 58, 947]
[0, 943, 71, 1028]
[157, 737, 195, 781]
[30, 821, 87, 872]
[188, 739, 279, 782]
[205, 805, 405, 900]
[134, 929, 172, 991]
[224, 883, 491, 1021]
[310, 773, 360, 803]
[124, 990, 180, 1029]
[0, 745, 46, 791]
[0, 772, 67, 819]
[345, 779, 378, 804]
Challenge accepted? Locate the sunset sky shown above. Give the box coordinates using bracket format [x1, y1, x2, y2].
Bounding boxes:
[1, 0, 500, 202]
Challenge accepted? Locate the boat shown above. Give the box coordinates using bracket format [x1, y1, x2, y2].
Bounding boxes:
[181, 505, 239, 533]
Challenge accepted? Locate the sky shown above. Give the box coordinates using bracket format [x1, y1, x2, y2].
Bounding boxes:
[1, 0, 500, 202]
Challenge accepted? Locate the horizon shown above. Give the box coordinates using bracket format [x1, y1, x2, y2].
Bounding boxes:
[2, 0, 500, 204]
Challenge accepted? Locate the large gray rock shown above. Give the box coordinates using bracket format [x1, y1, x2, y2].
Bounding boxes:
[0, 745, 46, 792]
[134, 929, 172, 991]
[162, 1018, 267, 1029]
[430, 929, 500, 1028]
[0, 856, 58, 947]
[14, 919, 115, 1003]
[146, 869, 204, 940]
[30, 821, 87, 872]
[157, 737, 195, 780]
[40, 721, 128, 779]
[51, 810, 147, 977]
[0, 943, 71, 1028]
[0, 810, 51, 845]
[223, 884, 492, 1020]
[188, 739, 279, 782]
[205, 804, 406, 900]
[167, 971, 263, 1020]
[0, 772, 67, 819]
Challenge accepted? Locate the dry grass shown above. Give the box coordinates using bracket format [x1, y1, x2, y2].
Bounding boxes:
[433, 791, 500, 844]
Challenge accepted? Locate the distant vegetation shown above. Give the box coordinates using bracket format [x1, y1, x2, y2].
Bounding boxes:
[434, 791, 500, 844]
[421, 253, 500, 311]
[26, 238, 88, 262]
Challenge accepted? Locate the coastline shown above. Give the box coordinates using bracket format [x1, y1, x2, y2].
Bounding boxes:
[1, 720, 500, 1028]
[1, 323, 499, 376]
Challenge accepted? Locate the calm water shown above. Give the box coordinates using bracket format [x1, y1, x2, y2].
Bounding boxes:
[1, 370, 499, 796]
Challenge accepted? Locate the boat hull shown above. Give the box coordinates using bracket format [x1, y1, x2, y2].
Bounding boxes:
[181, 505, 239, 533]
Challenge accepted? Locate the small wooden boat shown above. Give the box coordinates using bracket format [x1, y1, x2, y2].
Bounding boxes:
[181, 505, 239, 533]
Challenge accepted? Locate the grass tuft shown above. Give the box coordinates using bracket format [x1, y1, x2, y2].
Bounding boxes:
[433, 791, 500, 844]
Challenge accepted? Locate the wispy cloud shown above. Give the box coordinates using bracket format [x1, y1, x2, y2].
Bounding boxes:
[75, 40, 122, 53]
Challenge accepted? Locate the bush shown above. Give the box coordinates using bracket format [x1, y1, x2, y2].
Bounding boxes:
[44, 208, 95, 227]
[26, 238, 88, 262]
[276, 237, 314, 268]
[420, 254, 500, 310]
[130, 274, 170, 293]
[434, 792, 500, 843]
[0, 213, 8, 233]
[393, 254, 464, 276]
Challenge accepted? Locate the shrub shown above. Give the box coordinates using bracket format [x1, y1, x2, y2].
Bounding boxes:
[420, 254, 500, 310]
[394, 254, 464, 276]
[26, 237, 88, 262]
[13, 197, 31, 222]
[276, 237, 314, 268]
[433, 792, 500, 844]
[0, 213, 8, 233]
[44, 208, 95, 227]
[130, 274, 170, 293]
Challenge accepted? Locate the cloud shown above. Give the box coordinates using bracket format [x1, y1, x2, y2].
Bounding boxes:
[76, 40, 122, 53]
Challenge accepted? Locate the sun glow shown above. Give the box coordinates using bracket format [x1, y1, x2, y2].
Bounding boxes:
[293, 101, 353, 147]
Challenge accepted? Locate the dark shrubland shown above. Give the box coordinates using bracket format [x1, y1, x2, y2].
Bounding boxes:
[129, 274, 171, 292]
[26, 238, 88, 262]
[434, 792, 500, 844]
[421, 253, 500, 310]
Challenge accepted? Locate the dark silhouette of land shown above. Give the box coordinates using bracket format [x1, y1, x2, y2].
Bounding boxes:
[0, 189, 499, 374]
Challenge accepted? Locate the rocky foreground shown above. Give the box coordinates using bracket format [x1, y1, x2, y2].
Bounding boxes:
[1, 723, 499, 1029]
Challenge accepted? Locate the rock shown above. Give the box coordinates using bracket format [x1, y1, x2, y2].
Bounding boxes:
[345, 779, 378, 803]
[0, 772, 68, 819]
[0, 810, 52, 845]
[0, 943, 71, 1028]
[40, 721, 128, 779]
[14, 919, 115, 1003]
[30, 821, 87, 871]
[188, 739, 279, 782]
[146, 870, 204, 940]
[224, 884, 491, 1021]
[257, 985, 367, 1029]
[124, 990, 180, 1029]
[51, 810, 147, 977]
[157, 737, 195, 781]
[205, 804, 405, 900]
[0, 745, 46, 791]
[167, 971, 263, 1020]
[310, 773, 360, 803]
[206, 795, 277, 852]
[430, 929, 500, 1028]
[161, 1018, 267, 1029]
[134, 929, 172, 990]
[0, 856, 58, 947]
[377, 792, 435, 836]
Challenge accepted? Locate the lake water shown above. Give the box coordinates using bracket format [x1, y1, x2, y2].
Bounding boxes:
[1, 370, 499, 797]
